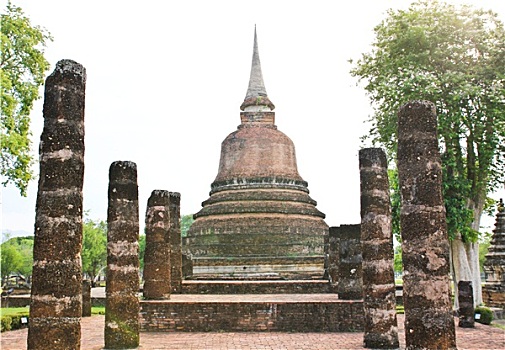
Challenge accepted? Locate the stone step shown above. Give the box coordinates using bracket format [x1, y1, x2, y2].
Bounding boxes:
[181, 279, 331, 294]
[188, 256, 326, 280]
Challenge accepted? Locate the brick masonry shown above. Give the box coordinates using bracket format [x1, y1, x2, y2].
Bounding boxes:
[140, 295, 364, 332]
[181, 280, 330, 294]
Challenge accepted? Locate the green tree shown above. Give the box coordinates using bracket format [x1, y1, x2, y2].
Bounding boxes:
[351, 0, 505, 306]
[14, 236, 33, 277]
[478, 231, 492, 274]
[1, 1, 52, 196]
[82, 218, 107, 284]
[139, 233, 146, 271]
[1, 243, 23, 280]
[181, 214, 194, 237]
[1, 236, 33, 280]
[393, 245, 403, 275]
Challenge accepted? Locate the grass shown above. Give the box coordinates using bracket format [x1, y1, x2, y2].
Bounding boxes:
[92, 306, 105, 315]
[1, 306, 105, 316]
[491, 322, 505, 330]
[1, 307, 29, 317]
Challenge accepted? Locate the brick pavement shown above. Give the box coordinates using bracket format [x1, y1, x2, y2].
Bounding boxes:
[1, 314, 504, 350]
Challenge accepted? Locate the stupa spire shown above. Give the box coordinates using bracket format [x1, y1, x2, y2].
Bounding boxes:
[241, 26, 275, 111]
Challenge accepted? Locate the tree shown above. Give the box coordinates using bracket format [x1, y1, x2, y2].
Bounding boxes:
[1, 243, 23, 280]
[478, 231, 492, 274]
[350, 0, 505, 306]
[82, 218, 107, 284]
[139, 233, 146, 271]
[181, 214, 194, 237]
[1, 1, 52, 196]
[0, 235, 33, 280]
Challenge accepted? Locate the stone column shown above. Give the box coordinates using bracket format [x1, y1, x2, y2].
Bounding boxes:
[168, 192, 183, 293]
[82, 280, 92, 317]
[359, 147, 399, 349]
[105, 161, 140, 349]
[143, 190, 171, 299]
[28, 59, 86, 350]
[397, 100, 456, 349]
[335, 225, 363, 300]
[327, 227, 340, 290]
[458, 281, 474, 328]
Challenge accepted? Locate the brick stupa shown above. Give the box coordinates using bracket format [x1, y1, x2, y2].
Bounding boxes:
[184, 28, 329, 279]
[483, 198, 505, 308]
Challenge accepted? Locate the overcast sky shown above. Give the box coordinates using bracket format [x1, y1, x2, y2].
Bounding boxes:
[2, 0, 504, 236]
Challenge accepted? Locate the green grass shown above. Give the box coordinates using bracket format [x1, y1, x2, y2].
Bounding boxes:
[92, 306, 105, 315]
[1, 307, 29, 317]
[491, 322, 505, 330]
[1, 306, 105, 316]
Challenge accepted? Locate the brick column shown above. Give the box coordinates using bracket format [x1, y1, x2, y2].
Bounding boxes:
[327, 227, 339, 290]
[105, 161, 140, 349]
[458, 281, 475, 328]
[168, 192, 182, 293]
[143, 190, 171, 299]
[28, 59, 86, 350]
[397, 100, 456, 349]
[359, 147, 399, 349]
[335, 225, 363, 300]
[82, 280, 92, 317]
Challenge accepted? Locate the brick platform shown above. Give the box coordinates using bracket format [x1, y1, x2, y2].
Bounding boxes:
[140, 294, 363, 332]
[3, 314, 505, 350]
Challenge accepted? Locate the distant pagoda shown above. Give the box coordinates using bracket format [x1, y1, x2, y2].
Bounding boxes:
[183, 28, 329, 279]
[482, 198, 505, 308]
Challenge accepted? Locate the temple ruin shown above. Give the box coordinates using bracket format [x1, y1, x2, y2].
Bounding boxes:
[25, 28, 493, 349]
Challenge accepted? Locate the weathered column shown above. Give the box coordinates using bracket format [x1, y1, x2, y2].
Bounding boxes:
[168, 192, 183, 293]
[82, 280, 92, 317]
[143, 190, 171, 299]
[28, 59, 86, 350]
[458, 281, 474, 328]
[105, 161, 140, 349]
[327, 227, 340, 290]
[335, 225, 363, 300]
[397, 100, 456, 349]
[359, 147, 399, 349]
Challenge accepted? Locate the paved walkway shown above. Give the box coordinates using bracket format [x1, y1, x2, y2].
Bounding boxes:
[1, 314, 504, 350]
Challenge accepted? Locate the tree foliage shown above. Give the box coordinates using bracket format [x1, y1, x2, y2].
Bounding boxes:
[181, 214, 194, 237]
[0, 1, 52, 196]
[82, 218, 107, 283]
[139, 233, 146, 271]
[351, 0, 505, 241]
[0, 236, 33, 280]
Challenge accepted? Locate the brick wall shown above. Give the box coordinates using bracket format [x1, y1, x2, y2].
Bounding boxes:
[181, 280, 330, 294]
[140, 299, 364, 332]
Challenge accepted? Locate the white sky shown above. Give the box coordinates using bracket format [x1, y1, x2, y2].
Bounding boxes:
[2, 0, 504, 235]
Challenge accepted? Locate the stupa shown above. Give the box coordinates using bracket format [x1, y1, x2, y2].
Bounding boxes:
[482, 198, 505, 308]
[183, 28, 329, 279]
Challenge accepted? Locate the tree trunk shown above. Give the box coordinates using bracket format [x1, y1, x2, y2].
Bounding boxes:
[451, 203, 484, 308]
